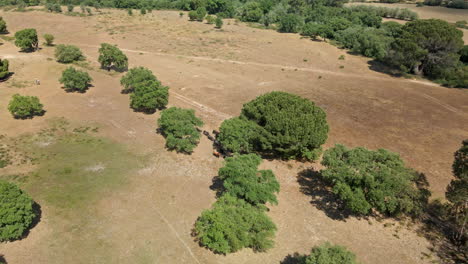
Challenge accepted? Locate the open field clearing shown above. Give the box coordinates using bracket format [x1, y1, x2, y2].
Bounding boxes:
[0, 8, 467, 264]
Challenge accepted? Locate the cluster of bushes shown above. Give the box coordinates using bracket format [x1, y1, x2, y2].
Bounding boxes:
[424, 0, 468, 9]
[120, 67, 169, 113]
[0, 180, 37, 241]
[157, 107, 203, 153]
[194, 154, 279, 253]
[188, 7, 223, 28]
[218, 91, 329, 160]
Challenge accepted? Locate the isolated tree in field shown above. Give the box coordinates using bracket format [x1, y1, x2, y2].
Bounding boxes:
[43, 34, 54, 46]
[8, 94, 44, 119]
[215, 17, 223, 29]
[446, 139, 468, 242]
[0, 180, 36, 241]
[158, 107, 204, 153]
[98, 43, 128, 71]
[0, 17, 7, 34]
[219, 154, 280, 206]
[120, 67, 157, 93]
[388, 19, 464, 78]
[195, 7, 207, 21]
[130, 80, 168, 113]
[55, 44, 84, 63]
[302, 243, 360, 264]
[59, 67, 92, 92]
[321, 144, 430, 216]
[194, 194, 276, 254]
[0, 58, 9, 80]
[14, 28, 38, 51]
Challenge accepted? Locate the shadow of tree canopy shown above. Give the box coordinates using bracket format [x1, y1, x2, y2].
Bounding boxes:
[297, 168, 352, 221]
[0, 254, 6, 264]
[280, 252, 306, 264]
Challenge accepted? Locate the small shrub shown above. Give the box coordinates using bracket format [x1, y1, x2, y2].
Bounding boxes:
[43, 33, 54, 46]
[8, 94, 44, 119]
[179, 12, 184, 18]
[338, 55, 345, 60]
[55, 44, 84, 63]
[188, 10, 197, 21]
[67, 5, 74, 12]
[215, 17, 223, 29]
[0, 58, 9, 80]
[0, 16, 7, 34]
[304, 242, 360, 264]
[195, 7, 207, 21]
[128, 9, 133, 16]
[206, 15, 215, 24]
[0, 180, 36, 241]
[140, 8, 146, 15]
[194, 194, 276, 254]
[130, 80, 168, 113]
[14, 28, 38, 51]
[158, 107, 203, 153]
[86, 8, 92, 15]
[59, 67, 92, 92]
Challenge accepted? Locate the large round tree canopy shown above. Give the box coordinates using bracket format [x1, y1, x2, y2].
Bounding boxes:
[239, 91, 329, 159]
[0, 180, 36, 241]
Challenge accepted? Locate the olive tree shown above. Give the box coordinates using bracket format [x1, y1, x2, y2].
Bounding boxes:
[194, 194, 277, 254]
[157, 107, 204, 153]
[55, 44, 85, 63]
[59, 67, 92, 92]
[0, 58, 9, 80]
[98, 43, 128, 71]
[0, 180, 37, 241]
[14, 28, 38, 51]
[321, 144, 430, 216]
[130, 80, 168, 113]
[120, 67, 157, 93]
[8, 94, 44, 119]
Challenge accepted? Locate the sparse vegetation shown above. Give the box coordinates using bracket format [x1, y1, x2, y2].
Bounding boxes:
[59, 67, 93, 92]
[0, 16, 7, 34]
[0, 58, 9, 80]
[98, 43, 128, 71]
[43, 33, 54, 46]
[55, 44, 85, 63]
[8, 94, 44, 119]
[0, 180, 36, 242]
[157, 107, 203, 153]
[286, 242, 360, 264]
[215, 16, 223, 29]
[14, 28, 38, 51]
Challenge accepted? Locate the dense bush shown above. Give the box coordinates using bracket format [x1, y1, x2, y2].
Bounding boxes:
[217, 117, 265, 154]
[301, 243, 360, 264]
[43, 33, 54, 46]
[120, 67, 157, 93]
[0, 16, 7, 34]
[321, 144, 430, 216]
[54, 44, 84, 63]
[8, 94, 44, 119]
[206, 15, 215, 24]
[278, 13, 303, 33]
[189, 7, 206, 21]
[219, 154, 280, 206]
[194, 194, 276, 254]
[215, 16, 223, 28]
[14, 28, 38, 51]
[334, 26, 393, 60]
[158, 107, 204, 153]
[59, 67, 92, 92]
[0, 58, 9, 80]
[130, 80, 169, 112]
[301, 23, 330, 40]
[240, 1, 263, 22]
[98, 43, 128, 71]
[0, 180, 36, 241]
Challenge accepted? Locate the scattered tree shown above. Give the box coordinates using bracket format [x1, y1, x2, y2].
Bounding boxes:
[219, 154, 280, 207]
[158, 107, 203, 153]
[321, 144, 430, 216]
[43, 33, 54, 46]
[0, 58, 9, 80]
[130, 80, 169, 113]
[14, 28, 38, 52]
[8, 94, 44, 119]
[54, 44, 84, 63]
[0, 17, 7, 34]
[59, 67, 92, 92]
[98, 43, 128, 71]
[120, 67, 157, 93]
[0, 180, 36, 242]
[194, 194, 276, 254]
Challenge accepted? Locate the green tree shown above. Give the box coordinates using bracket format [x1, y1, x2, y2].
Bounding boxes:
[43, 33, 54, 46]
[321, 144, 430, 216]
[301, 23, 329, 40]
[128, 8, 133, 15]
[240, 1, 263, 22]
[195, 7, 207, 21]
[217, 117, 265, 154]
[67, 4, 74, 12]
[120, 67, 157, 93]
[59, 67, 93, 92]
[54, 44, 84, 63]
[240, 91, 329, 160]
[14, 28, 38, 51]
[215, 16, 223, 28]
[219, 154, 280, 206]
[388, 19, 464, 78]
[0, 17, 7, 34]
[278, 14, 303, 33]
[206, 15, 215, 24]
[188, 10, 197, 20]
[0, 58, 9, 80]
[0, 180, 36, 241]
[194, 194, 276, 254]
[140, 8, 146, 15]
[98, 43, 128, 71]
[304, 243, 360, 264]
[445, 140, 468, 242]
[8, 94, 44, 119]
[158, 107, 204, 153]
[130, 80, 168, 113]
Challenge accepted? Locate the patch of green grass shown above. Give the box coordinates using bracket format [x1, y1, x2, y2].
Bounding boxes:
[0, 35, 15, 42]
[7, 79, 30, 88]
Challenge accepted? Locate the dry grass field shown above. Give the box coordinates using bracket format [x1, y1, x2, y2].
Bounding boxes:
[0, 7, 467, 264]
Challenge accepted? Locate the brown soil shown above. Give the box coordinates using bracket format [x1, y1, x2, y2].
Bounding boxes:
[1, 9, 467, 264]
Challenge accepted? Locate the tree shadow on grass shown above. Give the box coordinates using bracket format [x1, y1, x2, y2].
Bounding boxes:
[0, 72, 14, 82]
[209, 176, 224, 198]
[62, 84, 94, 94]
[18, 202, 42, 241]
[297, 168, 352, 221]
[280, 252, 306, 264]
[367, 60, 404, 78]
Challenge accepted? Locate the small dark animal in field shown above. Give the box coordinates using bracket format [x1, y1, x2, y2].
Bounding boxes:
[213, 150, 221, 158]
[203, 130, 209, 136]
[35, 79, 40, 85]
[207, 135, 215, 141]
